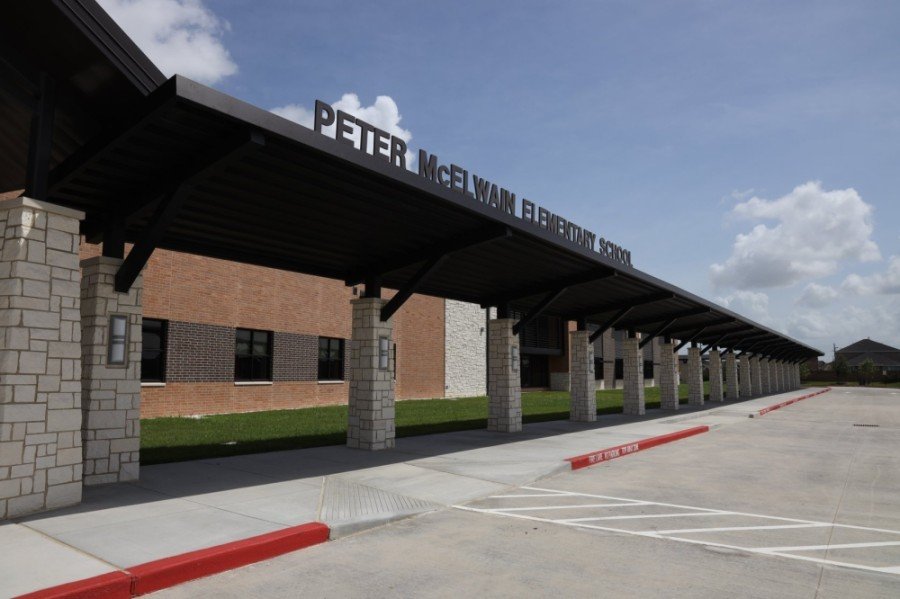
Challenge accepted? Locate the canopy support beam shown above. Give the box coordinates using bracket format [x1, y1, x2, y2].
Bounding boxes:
[115, 130, 265, 292]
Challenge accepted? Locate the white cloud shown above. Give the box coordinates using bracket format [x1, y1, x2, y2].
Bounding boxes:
[715, 290, 772, 324]
[710, 181, 880, 290]
[841, 255, 900, 295]
[796, 283, 838, 308]
[98, 0, 237, 84]
[272, 94, 414, 168]
[787, 299, 900, 352]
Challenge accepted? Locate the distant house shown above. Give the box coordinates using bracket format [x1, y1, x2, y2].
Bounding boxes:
[834, 339, 900, 374]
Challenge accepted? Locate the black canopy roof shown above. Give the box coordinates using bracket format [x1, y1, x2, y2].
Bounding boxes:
[3, 1, 822, 361]
[0, 0, 164, 192]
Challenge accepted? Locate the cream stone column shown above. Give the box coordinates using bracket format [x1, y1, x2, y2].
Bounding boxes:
[622, 332, 645, 415]
[80, 257, 142, 484]
[793, 363, 801, 389]
[779, 361, 788, 391]
[749, 355, 761, 397]
[773, 360, 782, 392]
[569, 330, 596, 422]
[725, 351, 739, 400]
[649, 337, 662, 388]
[347, 297, 395, 450]
[687, 345, 704, 406]
[487, 318, 522, 432]
[1, 198, 84, 519]
[602, 329, 615, 390]
[768, 359, 777, 393]
[739, 354, 752, 398]
[760, 357, 770, 395]
[658, 340, 678, 410]
[708, 350, 723, 402]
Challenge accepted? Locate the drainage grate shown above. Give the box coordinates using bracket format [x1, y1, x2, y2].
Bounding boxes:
[853, 423, 880, 427]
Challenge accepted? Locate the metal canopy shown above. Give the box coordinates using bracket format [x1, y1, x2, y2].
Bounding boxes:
[2, 2, 820, 360]
[0, 0, 164, 192]
[38, 75, 821, 359]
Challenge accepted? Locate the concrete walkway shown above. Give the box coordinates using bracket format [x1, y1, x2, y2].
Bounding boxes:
[0, 390, 814, 597]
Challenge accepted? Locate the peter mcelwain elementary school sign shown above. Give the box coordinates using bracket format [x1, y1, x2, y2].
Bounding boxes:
[314, 101, 633, 267]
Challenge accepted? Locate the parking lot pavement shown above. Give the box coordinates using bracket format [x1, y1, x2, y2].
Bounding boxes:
[461, 486, 900, 575]
[151, 387, 900, 598]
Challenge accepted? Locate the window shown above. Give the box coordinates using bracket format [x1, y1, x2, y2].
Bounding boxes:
[142, 319, 167, 382]
[108, 315, 127, 366]
[318, 337, 344, 381]
[235, 329, 272, 381]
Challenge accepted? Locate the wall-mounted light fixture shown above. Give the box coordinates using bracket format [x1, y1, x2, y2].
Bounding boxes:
[108, 315, 127, 366]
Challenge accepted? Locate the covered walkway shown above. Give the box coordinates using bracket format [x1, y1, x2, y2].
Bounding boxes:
[0, 0, 820, 520]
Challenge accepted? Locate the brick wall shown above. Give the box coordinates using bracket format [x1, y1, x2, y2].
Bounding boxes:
[272, 331, 319, 382]
[166, 321, 234, 382]
[81, 243, 446, 416]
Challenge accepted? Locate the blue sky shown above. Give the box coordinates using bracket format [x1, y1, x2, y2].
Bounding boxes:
[100, 0, 900, 358]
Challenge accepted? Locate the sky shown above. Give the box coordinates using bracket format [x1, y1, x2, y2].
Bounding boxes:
[97, 0, 900, 359]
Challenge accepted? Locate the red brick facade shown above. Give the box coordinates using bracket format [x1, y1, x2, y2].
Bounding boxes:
[81, 243, 446, 417]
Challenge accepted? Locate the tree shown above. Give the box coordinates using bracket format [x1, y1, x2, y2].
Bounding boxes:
[859, 359, 877, 386]
[833, 356, 849, 384]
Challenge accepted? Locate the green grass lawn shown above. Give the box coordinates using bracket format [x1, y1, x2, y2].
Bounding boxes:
[142, 383, 707, 465]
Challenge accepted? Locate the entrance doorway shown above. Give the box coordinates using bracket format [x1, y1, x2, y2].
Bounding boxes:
[521, 353, 550, 388]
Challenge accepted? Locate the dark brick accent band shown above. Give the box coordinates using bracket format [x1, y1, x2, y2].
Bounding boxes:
[166, 321, 235, 382]
[159, 322, 350, 383]
[273, 332, 318, 382]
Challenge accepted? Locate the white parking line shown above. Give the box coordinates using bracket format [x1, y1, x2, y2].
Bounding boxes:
[486, 502, 648, 512]
[560, 512, 734, 522]
[489, 493, 571, 499]
[758, 541, 900, 552]
[455, 487, 900, 577]
[520, 487, 900, 535]
[656, 523, 830, 534]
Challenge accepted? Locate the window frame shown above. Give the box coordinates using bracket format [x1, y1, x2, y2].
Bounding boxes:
[235, 328, 273, 382]
[141, 318, 167, 383]
[317, 336, 345, 382]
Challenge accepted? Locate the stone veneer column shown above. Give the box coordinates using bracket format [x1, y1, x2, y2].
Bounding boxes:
[622, 333, 645, 415]
[708, 350, 723, 402]
[1, 198, 84, 519]
[687, 345, 704, 406]
[760, 358, 770, 395]
[658, 341, 678, 410]
[768, 359, 777, 393]
[80, 257, 142, 484]
[793, 363, 801, 389]
[487, 318, 522, 432]
[749, 355, 761, 397]
[772, 360, 782, 392]
[602, 329, 615, 389]
[780, 361, 788, 391]
[569, 330, 596, 422]
[347, 297, 395, 450]
[739, 354, 752, 398]
[725, 351, 739, 400]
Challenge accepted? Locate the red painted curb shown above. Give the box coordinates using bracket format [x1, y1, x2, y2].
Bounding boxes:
[756, 387, 831, 416]
[566, 425, 710, 470]
[15, 571, 133, 599]
[15, 522, 330, 599]
[129, 521, 330, 596]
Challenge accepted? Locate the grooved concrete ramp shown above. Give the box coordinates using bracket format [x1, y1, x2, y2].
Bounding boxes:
[320, 478, 439, 537]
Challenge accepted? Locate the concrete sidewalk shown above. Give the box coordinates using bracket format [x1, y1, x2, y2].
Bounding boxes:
[0, 389, 818, 597]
